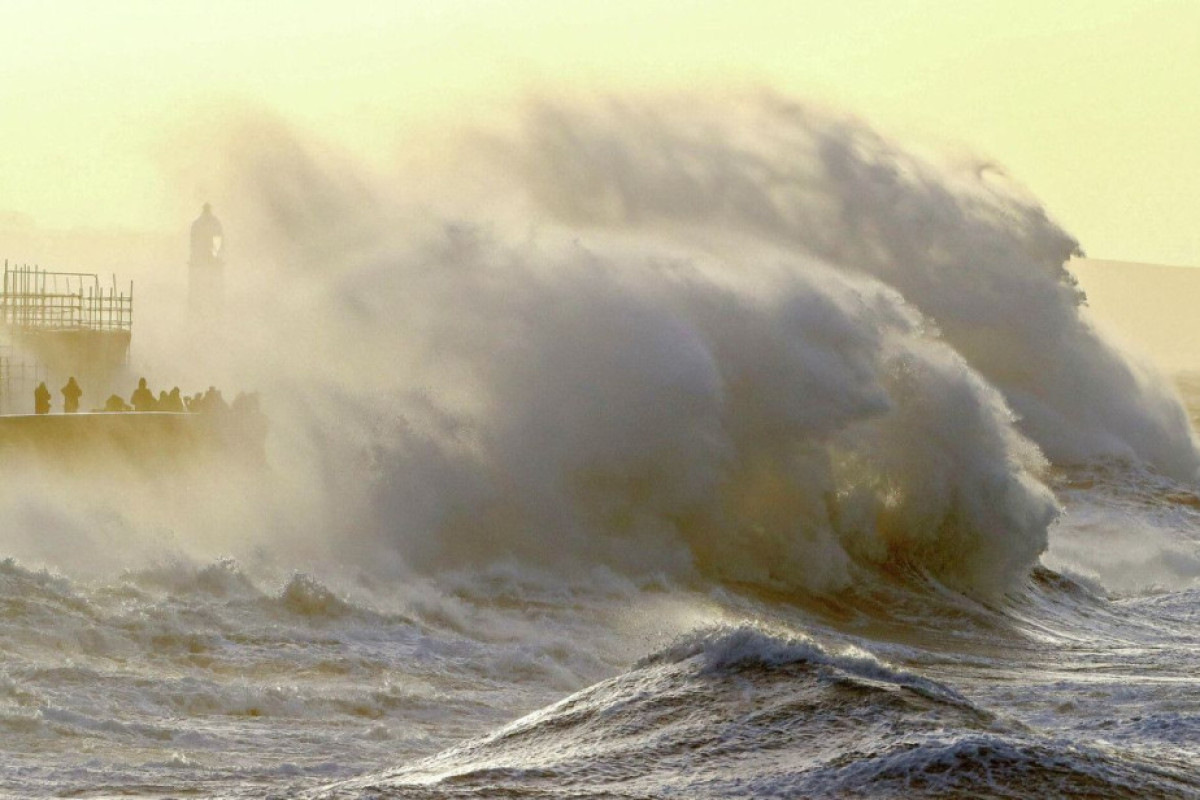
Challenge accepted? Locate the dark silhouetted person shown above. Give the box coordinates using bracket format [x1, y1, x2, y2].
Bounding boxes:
[105, 394, 131, 412]
[34, 382, 51, 414]
[201, 386, 228, 413]
[61, 377, 82, 413]
[131, 377, 156, 412]
[166, 387, 185, 413]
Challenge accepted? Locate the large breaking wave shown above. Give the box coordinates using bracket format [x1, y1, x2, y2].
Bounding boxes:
[103, 93, 1200, 599]
[3, 91, 1200, 800]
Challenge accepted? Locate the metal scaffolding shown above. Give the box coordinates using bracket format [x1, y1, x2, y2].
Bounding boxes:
[1, 261, 132, 332]
[0, 343, 45, 415]
[0, 261, 134, 413]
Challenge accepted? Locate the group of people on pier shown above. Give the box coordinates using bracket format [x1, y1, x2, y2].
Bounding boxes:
[33, 377, 238, 415]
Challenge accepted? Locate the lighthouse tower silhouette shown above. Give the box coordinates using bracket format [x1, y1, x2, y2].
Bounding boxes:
[188, 202, 224, 320]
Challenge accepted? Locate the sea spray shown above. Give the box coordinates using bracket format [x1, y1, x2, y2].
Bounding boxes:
[6, 92, 1197, 601]
[1, 91, 1199, 798]
[138, 92, 1200, 597]
[507, 94, 1200, 478]
[207, 166, 1058, 595]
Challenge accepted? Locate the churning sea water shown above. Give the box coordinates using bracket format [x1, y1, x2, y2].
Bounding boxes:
[1, 94, 1198, 799]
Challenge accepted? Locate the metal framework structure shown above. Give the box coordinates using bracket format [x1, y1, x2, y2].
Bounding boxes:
[1, 261, 132, 332]
[0, 343, 45, 414]
[0, 261, 134, 413]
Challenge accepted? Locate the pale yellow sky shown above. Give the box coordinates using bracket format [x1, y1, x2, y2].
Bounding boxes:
[1072, 258, 1200, 371]
[0, 1, 1196, 266]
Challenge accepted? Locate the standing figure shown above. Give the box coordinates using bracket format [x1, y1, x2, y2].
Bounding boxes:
[104, 394, 131, 412]
[61, 377, 82, 414]
[34, 382, 51, 414]
[166, 386, 186, 413]
[202, 386, 228, 413]
[130, 378, 156, 412]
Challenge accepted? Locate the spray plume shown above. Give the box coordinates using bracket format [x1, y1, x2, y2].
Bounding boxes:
[5, 92, 1197, 601]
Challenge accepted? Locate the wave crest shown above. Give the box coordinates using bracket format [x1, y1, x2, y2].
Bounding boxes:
[184, 92, 1198, 599]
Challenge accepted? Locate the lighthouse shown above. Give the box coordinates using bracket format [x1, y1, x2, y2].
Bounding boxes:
[188, 203, 224, 319]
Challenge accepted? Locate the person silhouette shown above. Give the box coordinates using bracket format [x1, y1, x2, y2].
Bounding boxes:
[104, 394, 130, 412]
[201, 386, 228, 413]
[34, 382, 51, 414]
[130, 377, 156, 412]
[166, 387, 185, 413]
[61, 377, 82, 413]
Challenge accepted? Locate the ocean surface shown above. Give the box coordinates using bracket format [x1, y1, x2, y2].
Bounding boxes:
[2, 447, 1199, 799]
[2, 95, 1199, 798]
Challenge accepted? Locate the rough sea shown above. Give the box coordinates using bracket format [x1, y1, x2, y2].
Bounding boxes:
[2, 94, 1198, 798]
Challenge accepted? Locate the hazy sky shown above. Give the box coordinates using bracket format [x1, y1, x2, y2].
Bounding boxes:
[0, 1, 1196, 266]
